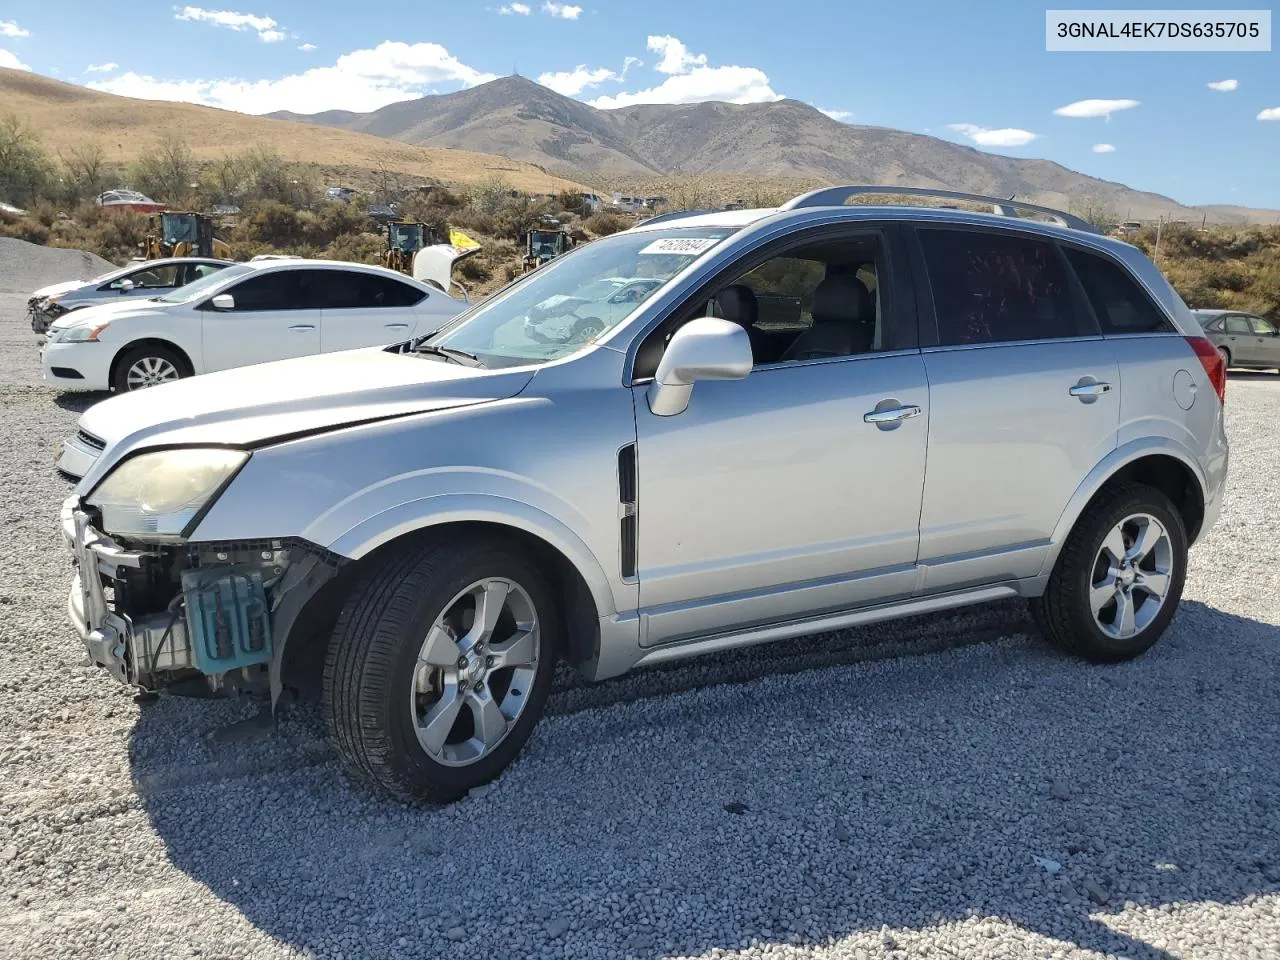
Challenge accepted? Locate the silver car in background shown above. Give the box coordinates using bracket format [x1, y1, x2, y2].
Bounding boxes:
[1194, 308, 1280, 372]
[28, 257, 233, 335]
[58, 186, 1228, 802]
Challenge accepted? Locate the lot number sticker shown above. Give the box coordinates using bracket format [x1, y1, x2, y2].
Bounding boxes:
[638, 237, 721, 256]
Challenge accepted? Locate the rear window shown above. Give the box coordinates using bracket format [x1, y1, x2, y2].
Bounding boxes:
[1065, 248, 1174, 334]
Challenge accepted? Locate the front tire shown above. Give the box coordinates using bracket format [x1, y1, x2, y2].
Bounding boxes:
[1031, 482, 1187, 662]
[112, 344, 188, 392]
[323, 538, 558, 802]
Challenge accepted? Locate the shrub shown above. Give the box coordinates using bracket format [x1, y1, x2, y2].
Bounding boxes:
[0, 112, 54, 206]
[324, 231, 384, 265]
[584, 211, 629, 236]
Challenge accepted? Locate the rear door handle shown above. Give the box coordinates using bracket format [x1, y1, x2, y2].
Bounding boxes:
[384, 322, 409, 329]
[863, 404, 922, 424]
[289, 324, 316, 331]
[1069, 380, 1112, 400]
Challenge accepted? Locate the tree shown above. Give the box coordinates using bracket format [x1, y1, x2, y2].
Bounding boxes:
[59, 141, 110, 203]
[129, 134, 195, 204]
[0, 112, 53, 206]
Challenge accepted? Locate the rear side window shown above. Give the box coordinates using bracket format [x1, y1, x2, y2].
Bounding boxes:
[1064, 248, 1174, 334]
[919, 229, 1087, 346]
[1225, 315, 1252, 335]
[311, 271, 427, 309]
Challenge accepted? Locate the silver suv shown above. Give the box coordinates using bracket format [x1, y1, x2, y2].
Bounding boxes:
[60, 186, 1229, 802]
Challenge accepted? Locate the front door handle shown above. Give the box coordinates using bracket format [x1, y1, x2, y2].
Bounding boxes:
[863, 404, 922, 424]
[289, 324, 316, 331]
[1069, 380, 1112, 399]
[384, 322, 409, 329]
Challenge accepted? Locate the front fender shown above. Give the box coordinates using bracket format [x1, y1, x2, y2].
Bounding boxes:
[325, 490, 619, 619]
[1039, 435, 1208, 577]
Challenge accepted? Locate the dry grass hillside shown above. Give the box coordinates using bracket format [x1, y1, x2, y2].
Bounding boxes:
[0, 68, 584, 194]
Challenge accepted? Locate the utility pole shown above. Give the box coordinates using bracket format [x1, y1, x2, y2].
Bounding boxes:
[1154, 216, 1163, 262]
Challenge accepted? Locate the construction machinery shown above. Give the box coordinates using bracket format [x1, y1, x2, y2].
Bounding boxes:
[522, 223, 574, 273]
[142, 212, 231, 260]
[383, 221, 446, 275]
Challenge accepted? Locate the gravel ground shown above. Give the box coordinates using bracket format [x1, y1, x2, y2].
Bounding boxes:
[2, 286, 1279, 959]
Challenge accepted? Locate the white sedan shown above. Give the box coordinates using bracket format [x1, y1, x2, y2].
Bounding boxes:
[41, 259, 466, 393]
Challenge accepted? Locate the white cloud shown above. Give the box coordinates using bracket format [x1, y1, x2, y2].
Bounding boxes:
[88, 41, 498, 114]
[648, 35, 707, 75]
[589, 37, 779, 109]
[1092, 143, 1116, 153]
[948, 123, 1038, 147]
[85, 62, 119, 74]
[1259, 107, 1280, 121]
[541, 2, 581, 18]
[500, 3, 531, 13]
[819, 108, 853, 122]
[537, 57, 639, 96]
[1053, 98, 1139, 119]
[175, 6, 285, 43]
[0, 20, 29, 38]
[298, 43, 316, 52]
[0, 49, 30, 71]
[1207, 78, 1238, 92]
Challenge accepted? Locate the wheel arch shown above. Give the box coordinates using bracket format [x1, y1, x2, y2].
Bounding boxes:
[274, 515, 608, 702]
[1042, 439, 1208, 578]
[109, 338, 195, 388]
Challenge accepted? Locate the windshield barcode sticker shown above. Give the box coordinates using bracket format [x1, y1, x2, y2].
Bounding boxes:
[638, 237, 721, 255]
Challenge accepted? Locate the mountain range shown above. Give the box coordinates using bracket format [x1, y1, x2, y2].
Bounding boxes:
[271, 76, 1278, 224]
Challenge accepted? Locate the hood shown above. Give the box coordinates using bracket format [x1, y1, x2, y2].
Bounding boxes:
[31, 279, 88, 300]
[48, 298, 168, 330]
[77, 347, 535, 486]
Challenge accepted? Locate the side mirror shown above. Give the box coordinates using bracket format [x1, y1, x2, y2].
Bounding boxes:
[115, 279, 135, 292]
[646, 316, 752, 417]
[210, 293, 235, 310]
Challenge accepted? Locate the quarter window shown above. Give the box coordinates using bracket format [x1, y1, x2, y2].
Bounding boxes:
[919, 229, 1087, 346]
[1064, 248, 1174, 334]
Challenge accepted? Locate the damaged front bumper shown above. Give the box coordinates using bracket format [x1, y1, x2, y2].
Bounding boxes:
[61, 496, 339, 696]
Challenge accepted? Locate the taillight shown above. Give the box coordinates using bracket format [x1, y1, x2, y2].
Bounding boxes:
[1184, 336, 1226, 404]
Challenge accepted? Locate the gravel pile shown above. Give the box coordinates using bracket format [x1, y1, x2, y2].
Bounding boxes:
[1, 297, 1278, 960]
[0, 238, 116, 294]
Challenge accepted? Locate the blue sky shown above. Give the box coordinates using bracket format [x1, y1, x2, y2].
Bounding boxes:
[2, 1, 1277, 208]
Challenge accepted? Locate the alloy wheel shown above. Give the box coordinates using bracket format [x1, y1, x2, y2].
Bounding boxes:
[125, 356, 180, 390]
[1089, 513, 1174, 639]
[410, 579, 540, 767]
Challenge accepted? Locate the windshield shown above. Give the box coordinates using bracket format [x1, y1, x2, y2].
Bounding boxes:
[425, 227, 734, 367]
[154, 263, 254, 303]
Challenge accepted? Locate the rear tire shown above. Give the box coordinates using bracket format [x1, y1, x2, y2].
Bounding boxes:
[111, 344, 189, 392]
[1217, 346, 1231, 369]
[1030, 482, 1187, 662]
[323, 538, 558, 802]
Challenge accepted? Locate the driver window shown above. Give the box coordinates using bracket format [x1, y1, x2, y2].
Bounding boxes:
[129, 264, 182, 288]
[634, 234, 886, 378]
[1249, 316, 1278, 336]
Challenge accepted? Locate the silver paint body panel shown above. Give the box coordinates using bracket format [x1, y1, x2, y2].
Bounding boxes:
[65, 204, 1229, 682]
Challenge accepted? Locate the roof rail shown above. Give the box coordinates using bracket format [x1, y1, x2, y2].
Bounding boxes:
[779, 185, 1100, 234]
[634, 208, 716, 227]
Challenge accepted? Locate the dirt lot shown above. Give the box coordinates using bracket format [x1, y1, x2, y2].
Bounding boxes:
[2, 290, 1278, 959]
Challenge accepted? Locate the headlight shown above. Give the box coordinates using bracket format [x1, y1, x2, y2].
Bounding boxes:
[87, 448, 248, 540]
[50, 321, 108, 343]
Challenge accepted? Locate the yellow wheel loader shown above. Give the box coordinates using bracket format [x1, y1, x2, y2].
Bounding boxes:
[522, 226, 574, 273]
[383, 221, 446, 275]
[142, 212, 232, 260]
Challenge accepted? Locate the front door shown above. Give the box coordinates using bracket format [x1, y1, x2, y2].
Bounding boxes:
[1247, 315, 1280, 367]
[200, 270, 321, 371]
[630, 226, 929, 646]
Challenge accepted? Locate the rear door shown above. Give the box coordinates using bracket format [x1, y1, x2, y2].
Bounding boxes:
[315, 270, 430, 353]
[199, 269, 321, 371]
[1221, 314, 1258, 364]
[911, 225, 1120, 591]
[1247, 315, 1280, 367]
